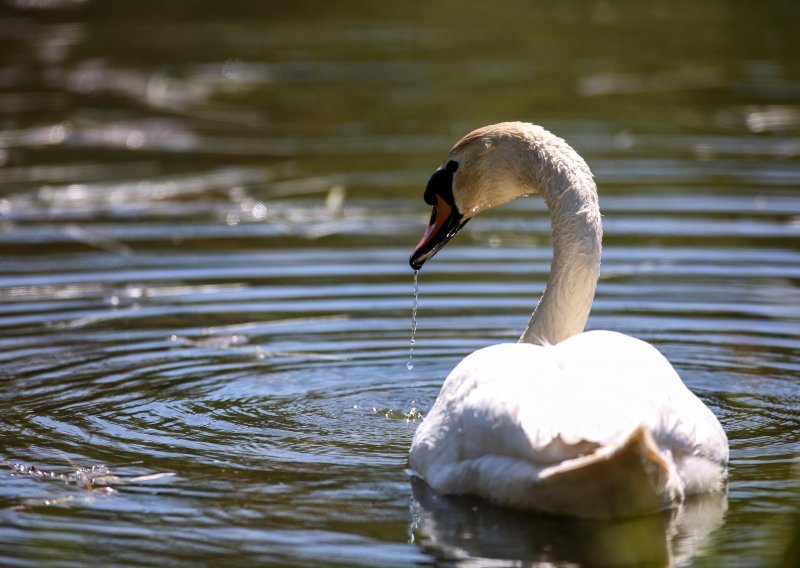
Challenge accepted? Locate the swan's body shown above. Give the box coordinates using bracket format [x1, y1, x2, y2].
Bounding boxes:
[408, 122, 728, 519]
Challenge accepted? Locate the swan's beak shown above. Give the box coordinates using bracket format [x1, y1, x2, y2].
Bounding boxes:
[409, 195, 468, 270]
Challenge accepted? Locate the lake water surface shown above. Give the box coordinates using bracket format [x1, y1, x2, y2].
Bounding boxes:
[0, 1, 799, 566]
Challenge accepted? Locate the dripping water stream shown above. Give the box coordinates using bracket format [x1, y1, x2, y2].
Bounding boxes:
[407, 269, 419, 370]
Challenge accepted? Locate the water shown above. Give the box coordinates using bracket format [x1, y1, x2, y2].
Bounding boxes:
[0, 1, 799, 566]
[407, 270, 419, 371]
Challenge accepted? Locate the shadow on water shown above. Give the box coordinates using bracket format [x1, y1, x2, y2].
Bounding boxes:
[410, 478, 728, 567]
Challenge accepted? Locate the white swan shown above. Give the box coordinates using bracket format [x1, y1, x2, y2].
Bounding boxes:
[408, 122, 728, 519]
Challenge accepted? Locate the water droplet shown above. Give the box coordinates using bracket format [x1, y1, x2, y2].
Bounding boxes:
[408, 269, 419, 371]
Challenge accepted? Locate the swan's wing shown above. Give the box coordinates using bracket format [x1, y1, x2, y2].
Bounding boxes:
[410, 332, 728, 506]
[561, 331, 729, 472]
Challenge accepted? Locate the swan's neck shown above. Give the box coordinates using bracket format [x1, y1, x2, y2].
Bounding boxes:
[519, 148, 602, 345]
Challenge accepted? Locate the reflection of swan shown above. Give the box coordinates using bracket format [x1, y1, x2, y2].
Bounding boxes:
[408, 122, 728, 518]
[410, 477, 728, 566]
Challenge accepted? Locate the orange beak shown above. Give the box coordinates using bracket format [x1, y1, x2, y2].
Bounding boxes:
[409, 195, 467, 270]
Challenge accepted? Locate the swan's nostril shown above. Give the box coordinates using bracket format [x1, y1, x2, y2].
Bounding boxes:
[423, 162, 458, 206]
[423, 169, 444, 205]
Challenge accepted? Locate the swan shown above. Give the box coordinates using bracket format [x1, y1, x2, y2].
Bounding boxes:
[408, 122, 728, 519]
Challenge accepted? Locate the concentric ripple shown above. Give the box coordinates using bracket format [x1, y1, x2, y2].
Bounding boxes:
[1, 1, 799, 566]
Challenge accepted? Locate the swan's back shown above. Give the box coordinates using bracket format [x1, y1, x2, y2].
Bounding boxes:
[409, 331, 728, 518]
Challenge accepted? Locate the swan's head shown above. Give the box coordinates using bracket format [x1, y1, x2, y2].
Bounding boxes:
[410, 122, 544, 270]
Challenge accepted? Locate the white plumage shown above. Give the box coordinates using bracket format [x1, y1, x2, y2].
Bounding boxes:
[408, 122, 728, 518]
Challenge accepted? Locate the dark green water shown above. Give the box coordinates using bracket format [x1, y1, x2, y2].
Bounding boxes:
[1, 1, 799, 566]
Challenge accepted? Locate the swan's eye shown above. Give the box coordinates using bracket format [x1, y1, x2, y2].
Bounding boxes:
[423, 161, 458, 206]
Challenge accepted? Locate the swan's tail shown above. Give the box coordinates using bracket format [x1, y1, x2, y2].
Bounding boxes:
[530, 426, 684, 519]
[418, 424, 686, 519]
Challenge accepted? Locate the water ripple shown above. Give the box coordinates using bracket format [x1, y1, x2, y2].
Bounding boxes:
[1, 1, 799, 566]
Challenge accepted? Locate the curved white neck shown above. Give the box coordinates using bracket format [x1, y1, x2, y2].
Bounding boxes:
[518, 146, 602, 345]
